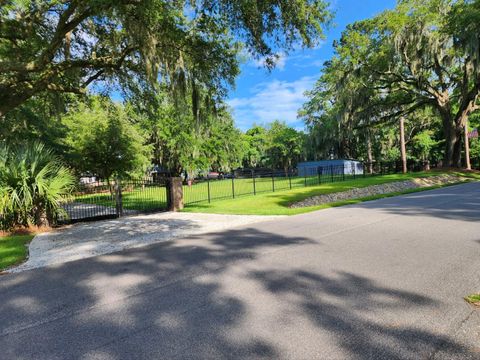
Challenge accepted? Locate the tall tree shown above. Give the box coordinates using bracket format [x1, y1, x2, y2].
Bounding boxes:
[302, 0, 480, 167]
[62, 97, 149, 181]
[266, 121, 304, 174]
[242, 125, 268, 168]
[0, 0, 330, 117]
[130, 85, 243, 176]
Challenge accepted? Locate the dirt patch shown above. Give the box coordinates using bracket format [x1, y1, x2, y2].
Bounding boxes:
[290, 174, 469, 208]
[0, 225, 52, 237]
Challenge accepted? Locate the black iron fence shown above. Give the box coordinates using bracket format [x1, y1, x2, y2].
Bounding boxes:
[57, 159, 466, 224]
[183, 160, 437, 206]
[183, 164, 364, 205]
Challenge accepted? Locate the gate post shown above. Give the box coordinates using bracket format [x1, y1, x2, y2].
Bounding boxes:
[168, 177, 184, 211]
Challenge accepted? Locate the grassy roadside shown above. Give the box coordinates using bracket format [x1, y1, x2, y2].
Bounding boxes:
[182, 171, 479, 216]
[465, 294, 480, 306]
[0, 234, 34, 271]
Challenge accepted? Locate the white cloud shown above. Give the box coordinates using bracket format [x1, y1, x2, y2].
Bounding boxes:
[227, 76, 317, 130]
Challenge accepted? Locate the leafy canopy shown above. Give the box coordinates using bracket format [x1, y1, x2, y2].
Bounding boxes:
[300, 0, 480, 166]
[0, 0, 331, 117]
[62, 97, 149, 179]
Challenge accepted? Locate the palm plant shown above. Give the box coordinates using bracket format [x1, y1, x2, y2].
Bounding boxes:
[0, 142, 75, 230]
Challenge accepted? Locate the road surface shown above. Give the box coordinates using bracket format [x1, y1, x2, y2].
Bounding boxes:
[1, 182, 480, 359]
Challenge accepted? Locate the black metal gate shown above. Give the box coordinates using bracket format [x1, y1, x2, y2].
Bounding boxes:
[58, 177, 169, 224]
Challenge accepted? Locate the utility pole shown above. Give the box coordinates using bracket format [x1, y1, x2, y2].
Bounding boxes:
[400, 117, 407, 174]
[464, 119, 471, 170]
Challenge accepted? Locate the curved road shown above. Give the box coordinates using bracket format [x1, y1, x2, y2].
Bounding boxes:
[1, 182, 480, 359]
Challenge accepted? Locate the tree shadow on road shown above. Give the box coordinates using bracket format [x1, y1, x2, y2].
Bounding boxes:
[250, 269, 474, 359]
[0, 227, 311, 359]
[0, 225, 476, 359]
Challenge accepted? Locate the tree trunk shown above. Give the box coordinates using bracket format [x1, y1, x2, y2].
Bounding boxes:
[423, 155, 430, 171]
[440, 110, 461, 167]
[464, 119, 471, 170]
[444, 130, 457, 167]
[366, 129, 373, 174]
[437, 88, 478, 168]
[399, 117, 407, 174]
[452, 128, 463, 168]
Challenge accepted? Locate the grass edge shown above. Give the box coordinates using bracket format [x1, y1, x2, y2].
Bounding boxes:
[464, 293, 480, 307]
[302, 180, 472, 213]
[0, 234, 34, 273]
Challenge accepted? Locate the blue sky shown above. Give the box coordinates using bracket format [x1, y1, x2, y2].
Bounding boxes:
[228, 0, 397, 131]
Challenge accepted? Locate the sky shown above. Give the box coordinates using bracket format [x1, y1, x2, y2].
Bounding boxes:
[227, 0, 397, 131]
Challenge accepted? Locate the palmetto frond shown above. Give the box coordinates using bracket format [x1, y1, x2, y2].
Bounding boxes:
[0, 142, 75, 230]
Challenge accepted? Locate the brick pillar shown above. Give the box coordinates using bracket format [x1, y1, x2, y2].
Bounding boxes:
[168, 177, 184, 211]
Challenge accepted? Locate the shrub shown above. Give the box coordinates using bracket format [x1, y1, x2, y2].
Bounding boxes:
[0, 142, 75, 230]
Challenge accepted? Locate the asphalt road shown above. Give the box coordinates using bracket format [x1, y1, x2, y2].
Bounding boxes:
[1, 182, 480, 360]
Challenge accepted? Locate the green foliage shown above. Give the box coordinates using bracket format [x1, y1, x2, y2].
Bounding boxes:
[131, 87, 244, 176]
[0, 0, 330, 117]
[240, 122, 305, 170]
[0, 93, 70, 152]
[266, 121, 305, 171]
[201, 112, 245, 172]
[300, 0, 480, 167]
[0, 142, 75, 230]
[468, 112, 480, 162]
[62, 97, 149, 180]
[412, 130, 440, 162]
[242, 126, 269, 168]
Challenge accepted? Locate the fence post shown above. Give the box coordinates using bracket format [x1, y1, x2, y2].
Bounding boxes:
[114, 177, 123, 217]
[353, 164, 356, 180]
[304, 170, 307, 187]
[272, 170, 275, 192]
[231, 172, 235, 199]
[317, 166, 321, 185]
[330, 165, 334, 183]
[288, 171, 292, 189]
[342, 164, 345, 181]
[363, 163, 366, 178]
[207, 176, 211, 203]
[252, 169, 256, 195]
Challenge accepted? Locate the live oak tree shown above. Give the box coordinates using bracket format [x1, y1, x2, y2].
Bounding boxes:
[0, 0, 330, 118]
[301, 0, 480, 167]
[299, 55, 374, 160]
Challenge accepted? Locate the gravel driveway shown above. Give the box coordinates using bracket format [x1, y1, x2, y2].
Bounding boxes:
[11, 212, 283, 272]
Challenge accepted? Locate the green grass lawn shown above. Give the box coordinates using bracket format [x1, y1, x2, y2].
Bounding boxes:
[74, 170, 479, 215]
[182, 171, 478, 215]
[0, 234, 34, 271]
[74, 173, 361, 210]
